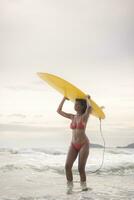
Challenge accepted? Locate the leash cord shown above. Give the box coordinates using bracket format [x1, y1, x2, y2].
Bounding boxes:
[88, 118, 106, 174]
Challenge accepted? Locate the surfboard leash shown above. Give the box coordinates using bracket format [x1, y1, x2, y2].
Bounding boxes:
[88, 118, 106, 174]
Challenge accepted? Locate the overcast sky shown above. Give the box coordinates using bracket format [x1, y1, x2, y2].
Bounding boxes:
[0, 0, 134, 147]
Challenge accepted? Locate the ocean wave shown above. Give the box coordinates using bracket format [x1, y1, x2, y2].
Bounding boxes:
[3, 195, 55, 200]
[94, 163, 134, 175]
[0, 164, 23, 172]
[0, 147, 133, 156]
[0, 148, 134, 176]
[107, 149, 133, 155]
[35, 163, 134, 176]
[0, 162, 134, 176]
[0, 148, 66, 155]
[17, 195, 54, 200]
[50, 163, 134, 176]
[32, 148, 66, 155]
[0, 164, 50, 173]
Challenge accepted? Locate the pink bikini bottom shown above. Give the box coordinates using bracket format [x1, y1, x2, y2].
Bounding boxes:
[71, 142, 85, 151]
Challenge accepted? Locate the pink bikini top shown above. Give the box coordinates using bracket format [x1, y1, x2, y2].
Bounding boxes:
[70, 118, 85, 129]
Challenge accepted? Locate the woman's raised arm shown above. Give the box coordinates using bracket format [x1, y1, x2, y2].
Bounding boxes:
[57, 97, 74, 120]
[82, 95, 92, 121]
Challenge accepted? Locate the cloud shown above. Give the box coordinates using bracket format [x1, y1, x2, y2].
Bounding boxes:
[7, 114, 26, 118]
[4, 84, 49, 92]
[1, 0, 134, 70]
[33, 114, 44, 118]
[2, 113, 44, 119]
[0, 123, 63, 132]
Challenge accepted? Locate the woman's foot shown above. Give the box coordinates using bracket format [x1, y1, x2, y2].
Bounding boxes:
[80, 181, 88, 191]
[66, 181, 73, 194]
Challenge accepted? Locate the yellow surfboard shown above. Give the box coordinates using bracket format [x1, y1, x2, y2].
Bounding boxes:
[37, 72, 105, 119]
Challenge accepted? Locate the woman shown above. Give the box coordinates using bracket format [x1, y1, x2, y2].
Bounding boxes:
[57, 95, 92, 193]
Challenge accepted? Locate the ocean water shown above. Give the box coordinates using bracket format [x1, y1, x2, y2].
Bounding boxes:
[0, 145, 134, 200]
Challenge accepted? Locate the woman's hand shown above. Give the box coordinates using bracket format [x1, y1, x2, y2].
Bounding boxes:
[85, 94, 91, 99]
[63, 96, 69, 101]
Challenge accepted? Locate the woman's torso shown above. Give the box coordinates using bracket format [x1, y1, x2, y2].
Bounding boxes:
[70, 115, 89, 144]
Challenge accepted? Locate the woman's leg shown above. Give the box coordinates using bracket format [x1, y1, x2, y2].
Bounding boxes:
[78, 141, 89, 182]
[65, 144, 78, 182]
